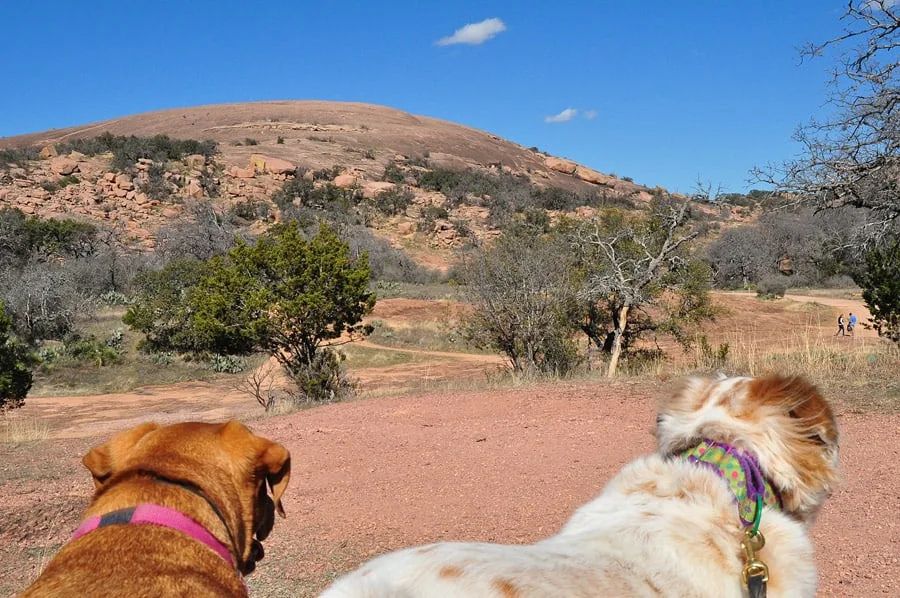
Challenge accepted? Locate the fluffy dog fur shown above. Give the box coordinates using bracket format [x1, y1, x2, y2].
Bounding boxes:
[22, 421, 291, 598]
[320, 374, 838, 598]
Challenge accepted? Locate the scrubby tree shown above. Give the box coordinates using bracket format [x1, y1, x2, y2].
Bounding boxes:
[459, 231, 581, 376]
[0, 262, 87, 344]
[123, 259, 209, 353]
[190, 222, 375, 401]
[574, 199, 714, 377]
[0, 303, 33, 410]
[706, 208, 865, 288]
[858, 238, 900, 342]
[156, 201, 241, 261]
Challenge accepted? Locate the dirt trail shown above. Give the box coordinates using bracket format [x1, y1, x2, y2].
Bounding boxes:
[724, 291, 875, 336]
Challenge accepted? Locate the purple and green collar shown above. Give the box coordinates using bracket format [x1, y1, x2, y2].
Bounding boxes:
[681, 439, 781, 529]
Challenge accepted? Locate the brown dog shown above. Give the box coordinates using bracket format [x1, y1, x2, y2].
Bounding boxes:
[21, 421, 291, 597]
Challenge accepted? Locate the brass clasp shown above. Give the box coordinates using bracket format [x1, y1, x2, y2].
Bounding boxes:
[740, 529, 769, 585]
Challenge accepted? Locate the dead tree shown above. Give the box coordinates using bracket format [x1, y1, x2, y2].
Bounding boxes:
[576, 200, 699, 378]
[753, 1, 900, 246]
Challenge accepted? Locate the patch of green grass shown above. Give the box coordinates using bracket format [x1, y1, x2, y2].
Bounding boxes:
[373, 281, 459, 300]
[366, 320, 468, 353]
[31, 307, 260, 396]
[341, 344, 414, 368]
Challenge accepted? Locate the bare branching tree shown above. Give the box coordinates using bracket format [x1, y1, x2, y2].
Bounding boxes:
[233, 359, 281, 411]
[753, 1, 900, 244]
[460, 233, 581, 377]
[576, 200, 703, 378]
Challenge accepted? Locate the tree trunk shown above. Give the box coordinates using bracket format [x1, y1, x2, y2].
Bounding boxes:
[606, 305, 630, 378]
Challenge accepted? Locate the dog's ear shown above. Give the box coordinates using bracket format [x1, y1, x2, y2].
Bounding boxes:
[82, 422, 160, 489]
[257, 440, 291, 518]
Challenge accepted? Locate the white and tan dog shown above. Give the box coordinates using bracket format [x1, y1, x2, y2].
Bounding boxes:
[320, 375, 838, 598]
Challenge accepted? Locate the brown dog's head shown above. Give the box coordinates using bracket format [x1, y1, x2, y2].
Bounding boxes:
[656, 374, 839, 522]
[82, 421, 290, 575]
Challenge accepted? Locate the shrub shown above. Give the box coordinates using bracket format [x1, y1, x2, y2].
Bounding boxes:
[63, 333, 122, 367]
[460, 234, 582, 377]
[289, 349, 355, 404]
[341, 225, 440, 283]
[0, 147, 40, 170]
[123, 258, 208, 353]
[244, 138, 259, 146]
[312, 165, 344, 181]
[99, 291, 132, 306]
[756, 277, 788, 299]
[149, 351, 175, 366]
[276, 136, 285, 144]
[382, 163, 406, 184]
[209, 354, 246, 374]
[141, 164, 172, 201]
[858, 238, 900, 343]
[372, 187, 414, 216]
[229, 199, 270, 223]
[0, 303, 33, 410]
[363, 148, 376, 160]
[419, 205, 449, 232]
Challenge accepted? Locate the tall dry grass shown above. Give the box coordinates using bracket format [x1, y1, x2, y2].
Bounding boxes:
[687, 325, 900, 412]
[1, 415, 51, 443]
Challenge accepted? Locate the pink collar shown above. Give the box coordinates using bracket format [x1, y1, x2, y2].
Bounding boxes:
[72, 503, 234, 567]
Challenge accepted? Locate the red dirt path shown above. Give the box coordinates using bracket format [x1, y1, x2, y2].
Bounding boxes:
[3, 379, 897, 597]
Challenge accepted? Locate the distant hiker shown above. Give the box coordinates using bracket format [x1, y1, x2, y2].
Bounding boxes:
[835, 314, 846, 337]
[848, 312, 857, 336]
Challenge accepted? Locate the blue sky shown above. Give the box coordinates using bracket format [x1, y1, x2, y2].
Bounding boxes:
[1, 1, 850, 194]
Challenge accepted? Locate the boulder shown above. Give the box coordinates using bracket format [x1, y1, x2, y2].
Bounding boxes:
[186, 154, 206, 169]
[333, 173, 358, 188]
[545, 156, 577, 175]
[575, 166, 615, 186]
[186, 179, 204, 198]
[40, 145, 58, 159]
[103, 172, 117, 182]
[396, 221, 416, 235]
[362, 181, 395, 199]
[249, 154, 296, 175]
[50, 157, 78, 175]
[228, 165, 256, 179]
[115, 173, 134, 190]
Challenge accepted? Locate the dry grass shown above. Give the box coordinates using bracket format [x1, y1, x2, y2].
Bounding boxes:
[1, 414, 51, 443]
[682, 327, 900, 412]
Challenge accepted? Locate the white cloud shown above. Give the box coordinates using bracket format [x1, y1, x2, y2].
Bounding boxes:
[545, 108, 578, 123]
[583, 109, 598, 120]
[436, 18, 507, 46]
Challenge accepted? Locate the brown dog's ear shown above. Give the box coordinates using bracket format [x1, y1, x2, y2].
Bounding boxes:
[82, 422, 160, 489]
[258, 441, 291, 518]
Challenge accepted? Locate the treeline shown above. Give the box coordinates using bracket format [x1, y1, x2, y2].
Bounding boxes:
[705, 206, 865, 291]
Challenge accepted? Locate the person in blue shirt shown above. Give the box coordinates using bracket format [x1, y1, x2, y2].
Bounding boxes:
[848, 312, 857, 336]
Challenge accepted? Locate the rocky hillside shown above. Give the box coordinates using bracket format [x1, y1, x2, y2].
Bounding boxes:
[0, 101, 657, 256]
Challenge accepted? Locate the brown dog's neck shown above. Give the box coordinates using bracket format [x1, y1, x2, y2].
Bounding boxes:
[89, 470, 246, 572]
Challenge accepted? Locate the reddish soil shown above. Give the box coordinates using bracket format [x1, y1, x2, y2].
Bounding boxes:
[1, 293, 897, 596]
[2, 380, 897, 597]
